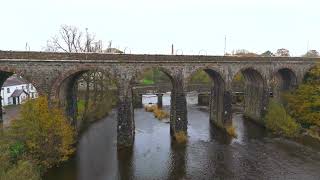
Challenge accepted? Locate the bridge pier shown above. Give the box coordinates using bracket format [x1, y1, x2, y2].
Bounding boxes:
[66, 80, 78, 127]
[198, 93, 209, 106]
[209, 85, 232, 129]
[156, 93, 163, 108]
[170, 77, 188, 138]
[133, 93, 143, 108]
[0, 96, 3, 123]
[117, 85, 135, 148]
[243, 84, 268, 124]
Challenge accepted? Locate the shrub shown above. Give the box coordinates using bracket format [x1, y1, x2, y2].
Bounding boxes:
[265, 99, 300, 137]
[8, 97, 75, 169]
[1, 160, 41, 180]
[153, 108, 169, 120]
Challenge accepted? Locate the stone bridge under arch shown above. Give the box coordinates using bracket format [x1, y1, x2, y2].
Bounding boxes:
[0, 51, 318, 147]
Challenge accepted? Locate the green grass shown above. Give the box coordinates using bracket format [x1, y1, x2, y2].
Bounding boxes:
[142, 79, 154, 85]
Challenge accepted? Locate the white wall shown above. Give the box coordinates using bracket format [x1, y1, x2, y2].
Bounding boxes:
[1, 83, 38, 106]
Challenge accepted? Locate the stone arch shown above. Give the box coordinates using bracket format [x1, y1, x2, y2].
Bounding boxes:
[271, 68, 297, 98]
[186, 67, 232, 129]
[233, 67, 268, 123]
[0, 67, 41, 122]
[51, 66, 119, 127]
[0, 67, 43, 95]
[130, 66, 175, 85]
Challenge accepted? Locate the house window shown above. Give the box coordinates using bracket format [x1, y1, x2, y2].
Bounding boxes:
[7, 88, 10, 93]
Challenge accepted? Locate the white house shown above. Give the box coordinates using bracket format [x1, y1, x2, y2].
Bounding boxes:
[1, 75, 38, 106]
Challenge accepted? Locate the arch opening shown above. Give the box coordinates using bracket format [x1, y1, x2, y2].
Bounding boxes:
[234, 68, 267, 123]
[0, 72, 39, 126]
[271, 68, 297, 99]
[56, 70, 119, 129]
[186, 68, 230, 130]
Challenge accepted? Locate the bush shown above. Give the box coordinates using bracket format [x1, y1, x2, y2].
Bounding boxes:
[144, 104, 169, 120]
[0, 160, 41, 180]
[8, 97, 75, 169]
[265, 99, 300, 137]
[174, 131, 188, 144]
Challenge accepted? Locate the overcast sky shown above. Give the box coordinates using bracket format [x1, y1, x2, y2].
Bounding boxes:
[1, 0, 319, 56]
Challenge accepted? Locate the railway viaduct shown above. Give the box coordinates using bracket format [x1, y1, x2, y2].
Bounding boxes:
[0, 51, 318, 147]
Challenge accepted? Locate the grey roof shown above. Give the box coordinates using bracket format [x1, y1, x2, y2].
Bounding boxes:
[10, 89, 28, 97]
[3, 75, 28, 87]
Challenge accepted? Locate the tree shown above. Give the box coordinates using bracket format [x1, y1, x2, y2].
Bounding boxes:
[265, 99, 300, 137]
[284, 66, 320, 128]
[46, 25, 101, 53]
[276, 48, 290, 57]
[8, 97, 75, 169]
[46, 25, 116, 126]
[303, 50, 319, 57]
[232, 49, 258, 57]
[260, 50, 275, 57]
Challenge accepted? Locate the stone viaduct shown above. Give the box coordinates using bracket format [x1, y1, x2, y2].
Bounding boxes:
[0, 51, 318, 147]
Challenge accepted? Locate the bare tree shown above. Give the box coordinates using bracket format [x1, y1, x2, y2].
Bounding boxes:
[46, 25, 115, 125]
[46, 25, 101, 53]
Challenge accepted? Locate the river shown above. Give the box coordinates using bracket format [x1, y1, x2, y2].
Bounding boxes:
[45, 94, 320, 180]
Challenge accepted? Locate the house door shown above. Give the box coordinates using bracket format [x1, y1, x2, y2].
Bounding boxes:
[13, 97, 16, 105]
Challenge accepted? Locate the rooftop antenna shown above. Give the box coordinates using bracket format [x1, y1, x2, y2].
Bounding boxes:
[171, 44, 174, 55]
[25, 42, 30, 51]
[224, 35, 227, 55]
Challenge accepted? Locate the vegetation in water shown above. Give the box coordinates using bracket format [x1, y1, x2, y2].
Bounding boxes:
[0, 97, 75, 179]
[144, 104, 169, 120]
[226, 125, 238, 138]
[174, 131, 188, 144]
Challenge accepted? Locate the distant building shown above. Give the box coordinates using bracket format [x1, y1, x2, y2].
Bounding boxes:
[103, 48, 123, 54]
[1, 75, 38, 106]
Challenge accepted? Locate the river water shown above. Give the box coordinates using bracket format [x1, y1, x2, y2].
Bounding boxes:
[45, 94, 320, 180]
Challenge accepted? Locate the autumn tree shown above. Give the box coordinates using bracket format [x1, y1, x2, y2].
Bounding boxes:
[232, 49, 259, 57]
[8, 97, 75, 169]
[284, 66, 320, 128]
[276, 48, 290, 57]
[303, 50, 319, 57]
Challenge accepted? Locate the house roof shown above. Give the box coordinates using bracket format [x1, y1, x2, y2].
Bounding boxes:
[2, 75, 28, 87]
[10, 89, 28, 97]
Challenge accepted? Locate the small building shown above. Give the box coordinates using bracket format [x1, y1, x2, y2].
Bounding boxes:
[1, 75, 38, 106]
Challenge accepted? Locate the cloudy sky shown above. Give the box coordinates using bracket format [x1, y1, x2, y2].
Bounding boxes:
[0, 0, 319, 56]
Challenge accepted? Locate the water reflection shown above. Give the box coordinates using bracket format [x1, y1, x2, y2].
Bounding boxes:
[45, 105, 320, 180]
